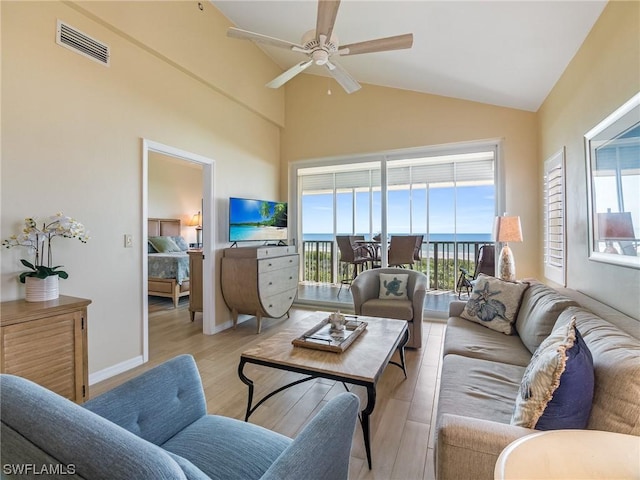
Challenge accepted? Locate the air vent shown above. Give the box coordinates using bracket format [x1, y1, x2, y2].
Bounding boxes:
[56, 20, 110, 66]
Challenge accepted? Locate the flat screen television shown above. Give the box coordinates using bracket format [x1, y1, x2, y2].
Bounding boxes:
[229, 197, 288, 243]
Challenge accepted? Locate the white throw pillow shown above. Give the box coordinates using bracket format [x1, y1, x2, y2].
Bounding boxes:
[378, 273, 409, 300]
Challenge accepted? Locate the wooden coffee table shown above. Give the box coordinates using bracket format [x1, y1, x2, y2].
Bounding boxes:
[238, 311, 409, 469]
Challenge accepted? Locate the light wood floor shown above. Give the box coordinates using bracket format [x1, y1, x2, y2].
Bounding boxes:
[91, 297, 445, 480]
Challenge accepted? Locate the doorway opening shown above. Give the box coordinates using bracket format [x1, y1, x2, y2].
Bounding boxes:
[142, 139, 216, 363]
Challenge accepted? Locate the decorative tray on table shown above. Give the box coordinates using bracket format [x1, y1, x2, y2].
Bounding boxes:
[292, 317, 368, 353]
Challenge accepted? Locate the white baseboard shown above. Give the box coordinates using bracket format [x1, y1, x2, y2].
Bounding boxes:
[89, 355, 144, 385]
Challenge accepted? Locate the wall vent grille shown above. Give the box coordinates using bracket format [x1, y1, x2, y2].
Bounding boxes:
[56, 20, 110, 66]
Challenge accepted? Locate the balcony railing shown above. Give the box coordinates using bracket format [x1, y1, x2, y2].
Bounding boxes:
[302, 240, 494, 291]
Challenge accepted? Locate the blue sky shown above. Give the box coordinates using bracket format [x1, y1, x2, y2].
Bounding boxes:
[302, 184, 495, 236]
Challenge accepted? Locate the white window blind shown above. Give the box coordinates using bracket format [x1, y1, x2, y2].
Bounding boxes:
[544, 148, 566, 286]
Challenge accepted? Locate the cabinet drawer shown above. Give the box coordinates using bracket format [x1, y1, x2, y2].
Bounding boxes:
[256, 245, 296, 258]
[261, 288, 297, 319]
[258, 255, 298, 273]
[258, 266, 298, 297]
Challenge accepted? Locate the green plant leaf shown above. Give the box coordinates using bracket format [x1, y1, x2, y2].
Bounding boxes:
[20, 259, 36, 270]
[57, 271, 69, 279]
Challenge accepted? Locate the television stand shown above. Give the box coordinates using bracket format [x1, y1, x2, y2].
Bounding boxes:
[220, 245, 299, 333]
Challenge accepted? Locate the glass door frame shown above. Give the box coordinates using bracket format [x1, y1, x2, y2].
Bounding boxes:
[289, 139, 504, 284]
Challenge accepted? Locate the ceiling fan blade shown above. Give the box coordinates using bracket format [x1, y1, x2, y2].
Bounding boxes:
[325, 61, 361, 94]
[316, 0, 340, 44]
[266, 60, 313, 89]
[339, 33, 414, 56]
[227, 27, 306, 51]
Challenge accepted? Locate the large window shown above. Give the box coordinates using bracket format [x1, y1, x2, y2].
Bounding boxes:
[294, 143, 498, 286]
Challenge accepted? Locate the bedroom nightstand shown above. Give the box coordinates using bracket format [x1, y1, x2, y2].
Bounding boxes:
[188, 249, 203, 321]
[0, 295, 91, 403]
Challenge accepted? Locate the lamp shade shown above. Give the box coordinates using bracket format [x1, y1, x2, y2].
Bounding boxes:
[188, 211, 202, 228]
[494, 216, 523, 243]
[597, 212, 635, 240]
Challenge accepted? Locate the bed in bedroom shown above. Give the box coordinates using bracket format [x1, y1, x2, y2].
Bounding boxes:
[147, 218, 190, 308]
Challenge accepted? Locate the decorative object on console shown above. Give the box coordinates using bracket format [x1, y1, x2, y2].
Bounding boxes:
[460, 274, 529, 334]
[2, 213, 89, 302]
[188, 211, 202, 247]
[511, 317, 594, 430]
[494, 214, 523, 282]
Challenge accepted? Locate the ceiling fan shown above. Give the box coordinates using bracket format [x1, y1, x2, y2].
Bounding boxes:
[226, 0, 414, 94]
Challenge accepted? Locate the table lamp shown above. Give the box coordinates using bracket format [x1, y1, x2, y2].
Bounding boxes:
[494, 215, 522, 282]
[189, 211, 202, 247]
[597, 211, 635, 254]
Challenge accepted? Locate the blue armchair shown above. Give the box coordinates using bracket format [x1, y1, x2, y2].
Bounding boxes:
[1, 355, 359, 480]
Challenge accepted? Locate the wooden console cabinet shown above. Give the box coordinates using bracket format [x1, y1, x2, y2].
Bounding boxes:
[0, 295, 91, 403]
[188, 249, 203, 322]
[221, 246, 298, 333]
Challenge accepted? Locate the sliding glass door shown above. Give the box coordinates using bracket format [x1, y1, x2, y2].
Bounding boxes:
[295, 143, 498, 289]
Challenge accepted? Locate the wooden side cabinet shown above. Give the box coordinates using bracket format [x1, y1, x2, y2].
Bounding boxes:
[188, 249, 203, 322]
[0, 295, 91, 403]
[221, 246, 298, 333]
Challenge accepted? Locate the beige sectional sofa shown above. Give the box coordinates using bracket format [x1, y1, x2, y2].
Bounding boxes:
[435, 280, 640, 480]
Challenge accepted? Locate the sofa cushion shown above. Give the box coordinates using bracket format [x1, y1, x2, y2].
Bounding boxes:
[515, 282, 579, 354]
[460, 274, 529, 334]
[378, 273, 409, 300]
[554, 307, 640, 435]
[361, 298, 413, 321]
[443, 317, 532, 367]
[162, 415, 292, 480]
[438, 354, 525, 425]
[511, 317, 594, 430]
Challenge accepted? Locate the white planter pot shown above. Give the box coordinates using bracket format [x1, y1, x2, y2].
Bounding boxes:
[25, 276, 59, 302]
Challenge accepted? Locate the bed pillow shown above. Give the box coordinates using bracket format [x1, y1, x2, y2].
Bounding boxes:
[378, 273, 409, 300]
[511, 317, 594, 430]
[148, 236, 182, 253]
[460, 274, 529, 334]
[171, 236, 189, 251]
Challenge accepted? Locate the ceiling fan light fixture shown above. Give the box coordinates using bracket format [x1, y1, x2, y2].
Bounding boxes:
[227, 1, 413, 94]
[312, 50, 329, 65]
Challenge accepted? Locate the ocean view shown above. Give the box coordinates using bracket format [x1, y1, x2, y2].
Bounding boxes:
[302, 233, 492, 243]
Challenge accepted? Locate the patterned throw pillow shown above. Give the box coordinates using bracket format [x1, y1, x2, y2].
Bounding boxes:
[511, 317, 594, 430]
[460, 274, 529, 334]
[148, 236, 182, 253]
[378, 273, 409, 300]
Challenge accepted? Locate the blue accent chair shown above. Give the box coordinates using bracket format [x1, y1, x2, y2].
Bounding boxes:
[1, 354, 360, 479]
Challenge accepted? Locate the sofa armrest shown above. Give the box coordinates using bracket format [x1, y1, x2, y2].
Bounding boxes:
[436, 414, 534, 480]
[448, 301, 466, 317]
[84, 355, 207, 446]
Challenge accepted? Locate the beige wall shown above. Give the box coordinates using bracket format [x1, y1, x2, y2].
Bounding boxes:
[148, 152, 203, 245]
[281, 76, 539, 279]
[1, 1, 283, 374]
[538, 0, 639, 319]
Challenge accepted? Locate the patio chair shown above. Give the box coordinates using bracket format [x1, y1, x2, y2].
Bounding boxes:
[456, 244, 495, 298]
[336, 235, 371, 295]
[388, 235, 422, 268]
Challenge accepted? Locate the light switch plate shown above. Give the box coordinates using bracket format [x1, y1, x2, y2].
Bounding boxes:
[124, 234, 133, 248]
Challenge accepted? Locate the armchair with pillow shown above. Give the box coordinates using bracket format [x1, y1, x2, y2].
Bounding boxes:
[351, 268, 428, 349]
